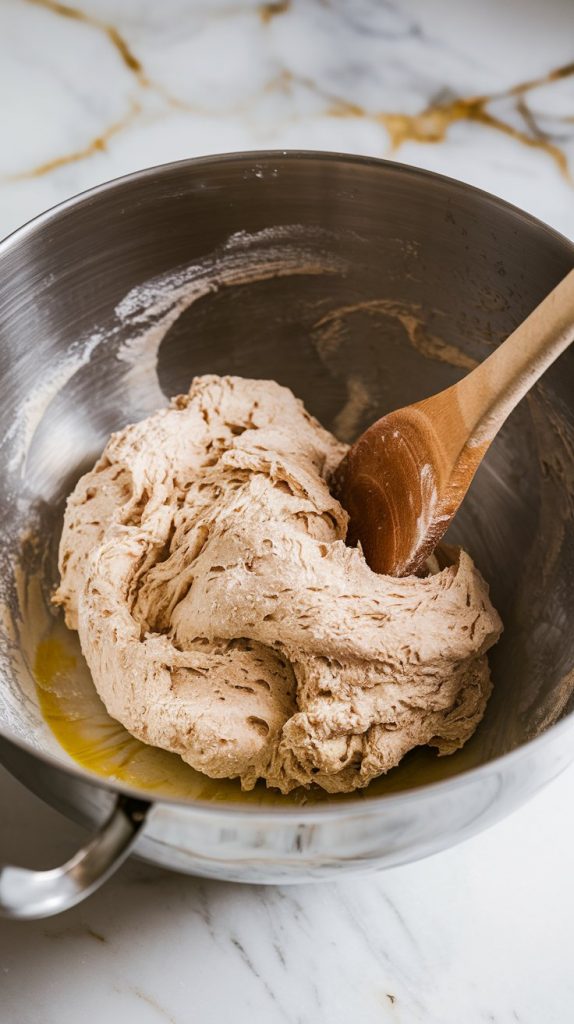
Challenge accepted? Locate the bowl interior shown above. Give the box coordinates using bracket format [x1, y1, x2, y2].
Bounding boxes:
[0, 153, 573, 803]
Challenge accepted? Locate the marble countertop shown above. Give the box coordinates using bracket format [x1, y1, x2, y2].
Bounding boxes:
[1, 1, 573, 1021]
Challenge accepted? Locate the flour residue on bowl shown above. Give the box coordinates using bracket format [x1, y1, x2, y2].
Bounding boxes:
[314, 297, 477, 370]
[2, 225, 347, 478]
[2, 332, 104, 479]
[310, 296, 477, 443]
[115, 225, 348, 417]
[0, 224, 349, 773]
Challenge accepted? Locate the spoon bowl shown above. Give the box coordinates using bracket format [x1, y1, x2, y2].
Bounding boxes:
[338, 270, 574, 575]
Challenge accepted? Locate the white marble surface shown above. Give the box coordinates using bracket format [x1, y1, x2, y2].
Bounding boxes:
[1, 0, 574, 1021]
[2, 763, 574, 1024]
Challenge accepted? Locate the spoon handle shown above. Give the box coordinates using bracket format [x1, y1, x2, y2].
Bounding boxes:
[455, 268, 574, 445]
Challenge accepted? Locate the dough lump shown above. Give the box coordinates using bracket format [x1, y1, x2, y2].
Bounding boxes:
[55, 375, 502, 793]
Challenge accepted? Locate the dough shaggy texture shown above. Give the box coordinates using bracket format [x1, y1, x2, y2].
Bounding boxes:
[55, 375, 502, 793]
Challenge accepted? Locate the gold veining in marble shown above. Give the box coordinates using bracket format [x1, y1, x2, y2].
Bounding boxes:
[9, 99, 141, 181]
[130, 987, 178, 1024]
[507, 61, 574, 96]
[326, 61, 574, 181]
[379, 105, 568, 181]
[8, 4, 573, 190]
[10, 0, 201, 181]
[259, 0, 291, 23]
[27, 0, 148, 85]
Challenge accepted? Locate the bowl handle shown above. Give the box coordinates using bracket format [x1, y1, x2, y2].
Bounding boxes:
[0, 794, 150, 919]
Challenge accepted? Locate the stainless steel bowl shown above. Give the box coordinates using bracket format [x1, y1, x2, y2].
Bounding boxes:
[0, 152, 573, 919]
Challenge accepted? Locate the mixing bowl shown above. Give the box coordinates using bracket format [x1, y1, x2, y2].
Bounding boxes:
[0, 152, 573, 919]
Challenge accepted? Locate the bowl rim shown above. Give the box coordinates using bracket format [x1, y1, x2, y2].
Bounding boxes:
[2, 148, 574, 255]
[1, 148, 573, 820]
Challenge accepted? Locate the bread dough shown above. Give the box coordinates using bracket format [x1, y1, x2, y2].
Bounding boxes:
[54, 375, 502, 793]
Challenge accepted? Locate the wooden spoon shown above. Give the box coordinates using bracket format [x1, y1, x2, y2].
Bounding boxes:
[336, 268, 574, 577]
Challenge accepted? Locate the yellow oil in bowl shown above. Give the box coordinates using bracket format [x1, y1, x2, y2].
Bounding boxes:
[34, 616, 481, 806]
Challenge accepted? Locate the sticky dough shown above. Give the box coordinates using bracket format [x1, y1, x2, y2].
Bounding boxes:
[54, 375, 502, 793]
